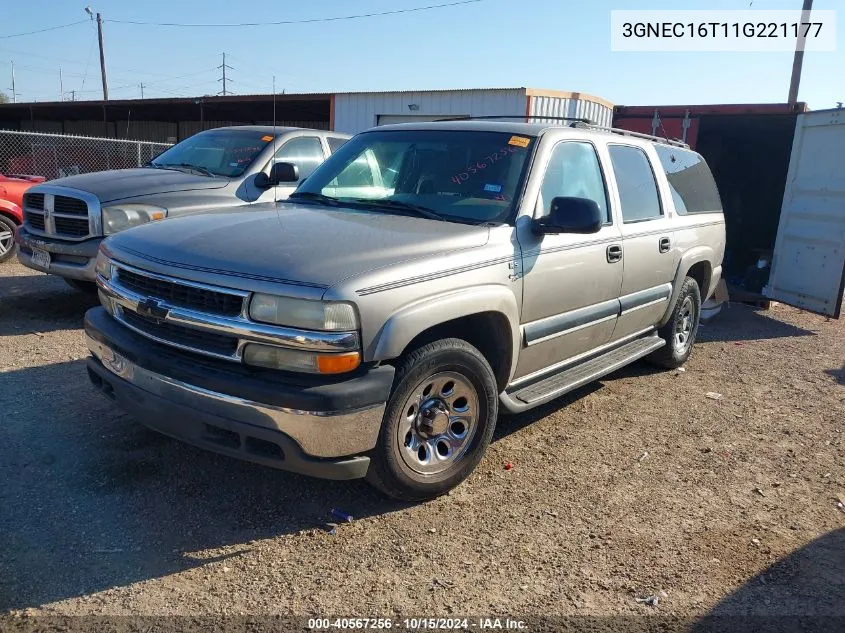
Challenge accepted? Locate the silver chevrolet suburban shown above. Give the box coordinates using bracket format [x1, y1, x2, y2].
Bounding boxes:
[16, 126, 349, 290]
[84, 121, 725, 500]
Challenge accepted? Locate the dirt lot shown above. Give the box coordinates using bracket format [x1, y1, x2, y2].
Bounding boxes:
[1, 259, 843, 623]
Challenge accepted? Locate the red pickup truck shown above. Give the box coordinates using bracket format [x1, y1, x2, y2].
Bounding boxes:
[0, 173, 45, 262]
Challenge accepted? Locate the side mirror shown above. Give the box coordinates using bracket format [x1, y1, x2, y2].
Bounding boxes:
[532, 196, 603, 235]
[255, 161, 300, 189]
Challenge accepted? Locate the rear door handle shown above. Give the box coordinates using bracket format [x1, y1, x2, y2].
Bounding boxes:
[606, 244, 623, 263]
[659, 237, 671, 253]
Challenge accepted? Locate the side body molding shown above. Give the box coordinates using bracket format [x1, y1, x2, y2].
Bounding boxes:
[370, 285, 521, 382]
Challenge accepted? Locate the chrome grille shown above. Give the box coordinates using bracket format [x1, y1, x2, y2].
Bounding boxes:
[53, 196, 88, 216]
[115, 268, 245, 317]
[22, 189, 94, 241]
[24, 193, 44, 210]
[119, 309, 239, 357]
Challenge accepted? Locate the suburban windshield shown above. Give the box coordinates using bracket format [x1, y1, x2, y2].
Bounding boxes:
[294, 129, 535, 224]
[150, 129, 275, 178]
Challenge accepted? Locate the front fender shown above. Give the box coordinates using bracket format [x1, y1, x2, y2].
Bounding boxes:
[370, 284, 521, 381]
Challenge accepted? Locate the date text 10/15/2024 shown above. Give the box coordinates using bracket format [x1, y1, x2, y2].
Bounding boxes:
[307, 617, 528, 630]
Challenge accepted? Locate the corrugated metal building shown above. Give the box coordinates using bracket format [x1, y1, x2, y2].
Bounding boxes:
[332, 88, 613, 133]
[0, 88, 614, 142]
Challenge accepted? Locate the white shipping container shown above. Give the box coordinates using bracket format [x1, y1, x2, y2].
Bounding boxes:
[765, 108, 845, 318]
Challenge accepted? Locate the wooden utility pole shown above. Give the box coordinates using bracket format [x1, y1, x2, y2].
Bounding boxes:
[787, 0, 813, 105]
[96, 12, 109, 101]
[59, 67, 64, 101]
[140, 83, 145, 99]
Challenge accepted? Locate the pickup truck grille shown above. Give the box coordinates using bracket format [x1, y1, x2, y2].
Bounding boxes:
[25, 212, 45, 231]
[22, 190, 94, 241]
[53, 217, 90, 236]
[53, 196, 88, 216]
[24, 193, 44, 210]
[116, 268, 245, 317]
[119, 309, 239, 357]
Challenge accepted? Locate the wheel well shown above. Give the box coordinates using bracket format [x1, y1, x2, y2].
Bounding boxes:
[399, 312, 513, 392]
[0, 211, 20, 226]
[687, 261, 711, 298]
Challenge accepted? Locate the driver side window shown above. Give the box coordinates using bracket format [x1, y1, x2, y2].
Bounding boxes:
[270, 136, 325, 180]
[539, 141, 610, 223]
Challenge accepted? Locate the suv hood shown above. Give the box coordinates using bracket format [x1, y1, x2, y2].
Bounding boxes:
[106, 203, 490, 291]
[42, 168, 229, 203]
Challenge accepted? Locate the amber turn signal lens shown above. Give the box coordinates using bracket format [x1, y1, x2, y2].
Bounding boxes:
[317, 352, 361, 374]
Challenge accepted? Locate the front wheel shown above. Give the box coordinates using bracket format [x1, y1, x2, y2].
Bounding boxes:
[366, 338, 499, 501]
[648, 276, 701, 369]
[0, 216, 17, 263]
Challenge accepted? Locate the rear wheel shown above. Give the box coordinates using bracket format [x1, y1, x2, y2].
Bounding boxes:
[64, 278, 98, 294]
[0, 216, 16, 263]
[366, 338, 498, 501]
[648, 276, 701, 369]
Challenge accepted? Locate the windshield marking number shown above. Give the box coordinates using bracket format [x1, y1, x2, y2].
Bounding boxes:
[451, 146, 522, 186]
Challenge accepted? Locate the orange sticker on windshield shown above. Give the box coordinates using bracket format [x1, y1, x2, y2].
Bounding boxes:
[261, 135, 274, 142]
[508, 135, 530, 148]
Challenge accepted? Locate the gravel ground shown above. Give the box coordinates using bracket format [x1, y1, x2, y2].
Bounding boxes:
[1, 259, 843, 621]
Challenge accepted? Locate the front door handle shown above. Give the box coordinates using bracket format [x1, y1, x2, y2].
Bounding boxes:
[659, 237, 671, 253]
[607, 244, 623, 263]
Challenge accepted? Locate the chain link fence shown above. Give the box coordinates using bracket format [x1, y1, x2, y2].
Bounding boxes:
[0, 130, 172, 181]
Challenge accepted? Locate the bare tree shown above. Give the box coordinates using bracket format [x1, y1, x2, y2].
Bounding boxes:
[0, 92, 10, 104]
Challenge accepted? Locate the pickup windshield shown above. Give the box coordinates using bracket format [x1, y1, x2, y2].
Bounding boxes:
[149, 129, 275, 178]
[294, 129, 536, 224]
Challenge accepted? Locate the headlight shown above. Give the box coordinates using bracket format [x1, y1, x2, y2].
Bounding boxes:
[94, 249, 112, 280]
[248, 294, 358, 331]
[243, 344, 360, 374]
[102, 204, 166, 235]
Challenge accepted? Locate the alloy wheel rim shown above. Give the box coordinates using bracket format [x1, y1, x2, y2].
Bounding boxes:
[397, 371, 479, 476]
[674, 296, 695, 353]
[0, 226, 12, 257]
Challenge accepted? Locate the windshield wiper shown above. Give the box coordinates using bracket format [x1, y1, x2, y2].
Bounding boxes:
[351, 199, 445, 221]
[288, 191, 341, 206]
[157, 163, 216, 177]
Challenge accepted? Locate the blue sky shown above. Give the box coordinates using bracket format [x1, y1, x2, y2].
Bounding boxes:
[1, 0, 842, 108]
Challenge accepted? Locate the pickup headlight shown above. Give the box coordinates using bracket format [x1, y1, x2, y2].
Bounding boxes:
[248, 294, 358, 331]
[102, 204, 167, 235]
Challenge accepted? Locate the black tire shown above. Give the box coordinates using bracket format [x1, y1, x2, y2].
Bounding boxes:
[648, 276, 701, 369]
[64, 278, 98, 294]
[365, 338, 498, 501]
[0, 216, 17, 263]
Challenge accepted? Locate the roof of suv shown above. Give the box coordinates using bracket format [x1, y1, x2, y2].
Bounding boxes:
[210, 125, 344, 135]
[373, 120, 553, 135]
[371, 120, 690, 149]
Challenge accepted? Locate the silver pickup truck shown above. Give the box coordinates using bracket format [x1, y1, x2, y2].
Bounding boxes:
[84, 121, 725, 500]
[16, 126, 349, 290]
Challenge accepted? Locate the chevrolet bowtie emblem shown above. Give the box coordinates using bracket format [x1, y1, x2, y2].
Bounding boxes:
[136, 298, 169, 321]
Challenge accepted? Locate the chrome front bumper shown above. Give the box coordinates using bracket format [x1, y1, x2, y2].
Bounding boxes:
[87, 333, 386, 464]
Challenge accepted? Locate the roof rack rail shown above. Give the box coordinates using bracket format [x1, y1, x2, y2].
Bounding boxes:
[569, 121, 690, 148]
[438, 114, 593, 124]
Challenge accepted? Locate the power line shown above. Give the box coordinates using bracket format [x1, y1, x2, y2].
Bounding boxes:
[106, 0, 484, 28]
[0, 19, 89, 39]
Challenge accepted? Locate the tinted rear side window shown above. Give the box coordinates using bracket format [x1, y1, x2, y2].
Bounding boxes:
[608, 145, 662, 223]
[653, 145, 722, 214]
